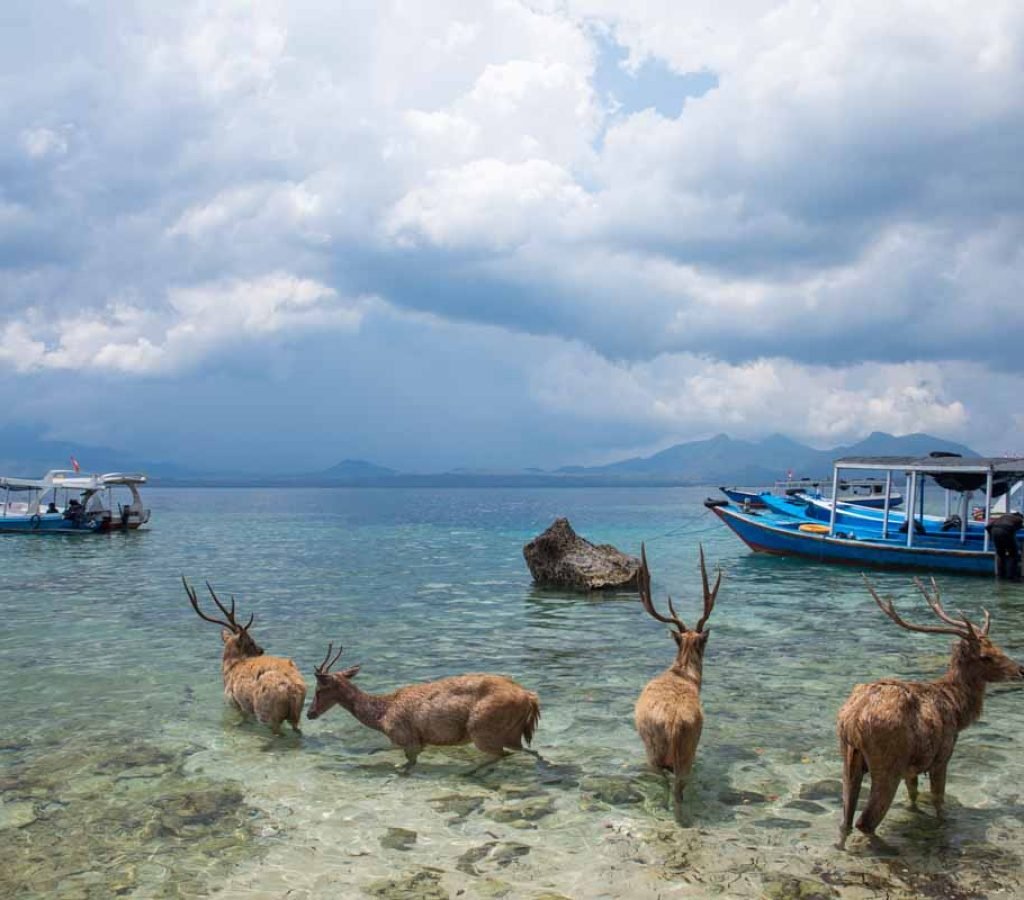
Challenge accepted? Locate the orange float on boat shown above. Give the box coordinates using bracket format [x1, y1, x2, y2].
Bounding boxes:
[798, 523, 830, 534]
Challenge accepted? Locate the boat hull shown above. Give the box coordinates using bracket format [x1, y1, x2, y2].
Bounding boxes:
[0, 514, 102, 534]
[709, 504, 997, 575]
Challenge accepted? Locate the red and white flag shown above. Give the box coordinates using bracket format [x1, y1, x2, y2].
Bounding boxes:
[70, 455, 80, 473]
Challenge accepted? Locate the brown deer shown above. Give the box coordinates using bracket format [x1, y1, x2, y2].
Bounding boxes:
[634, 543, 722, 820]
[837, 576, 1024, 847]
[306, 643, 541, 773]
[183, 577, 306, 735]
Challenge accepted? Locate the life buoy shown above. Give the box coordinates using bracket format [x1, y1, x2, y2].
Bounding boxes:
[29, 514, 41, 530]
[799, 523, 830, 534]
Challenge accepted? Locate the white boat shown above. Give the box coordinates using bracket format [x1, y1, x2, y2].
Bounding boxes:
[0, 470, 151, 534]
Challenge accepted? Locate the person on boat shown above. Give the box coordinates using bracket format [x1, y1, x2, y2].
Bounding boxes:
[46, 501, 59, 514]
[63, 498, 85, 524]
[986, 511, 1023, 581]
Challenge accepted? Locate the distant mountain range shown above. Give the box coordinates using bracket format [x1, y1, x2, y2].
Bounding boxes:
[557, 431, 978, 485]
[0, 427, 980, 487]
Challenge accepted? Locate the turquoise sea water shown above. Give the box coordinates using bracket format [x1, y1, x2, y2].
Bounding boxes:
[1, 486, 1022, 899]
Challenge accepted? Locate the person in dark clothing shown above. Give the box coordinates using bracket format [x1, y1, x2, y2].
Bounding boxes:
[986, 512, 1023, 581]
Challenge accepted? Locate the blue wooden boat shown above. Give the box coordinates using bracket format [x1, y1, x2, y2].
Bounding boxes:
[708, 454, 1024, 576]
[705, 502, 997, 574]
[756, 493, 987, 540]
[720, 479, 902, 510]
[1, 470, 151, 534]
[719, 487, 768, 507]
[772, 493, 988, 537]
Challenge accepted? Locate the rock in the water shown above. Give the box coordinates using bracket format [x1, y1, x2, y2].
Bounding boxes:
[523, 518, 640, 591]
[380, 827, 418, 851]
[798, 779, 842, 802]
[0, 801, 37, 830]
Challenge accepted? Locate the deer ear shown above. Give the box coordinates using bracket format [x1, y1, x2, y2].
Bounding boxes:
[340, 664, 361, 679]
[699, 628, 711, 642]
[221, 630, 232, 644]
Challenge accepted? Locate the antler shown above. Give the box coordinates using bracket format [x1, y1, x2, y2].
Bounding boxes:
[863, 576, 985, 640]
[637, 543, 687, 631]
[204, 581, 254, 632]
[694, 544, 722, 633]
[913, 577, 990, 638]
[315, 641, 344, 678]
[182, 576, 253, 632]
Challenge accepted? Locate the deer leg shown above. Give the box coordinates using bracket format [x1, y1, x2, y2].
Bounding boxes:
[856, 768, 901, 836]
[671, 756, 695, 824]
[929, 762, 949, 820]
[905, 775, 919, 809]
[672, 771, 689, 824]
[517, 747, 548, 765]
[399, 746, 421, 776]
[839, 744, 866, 848]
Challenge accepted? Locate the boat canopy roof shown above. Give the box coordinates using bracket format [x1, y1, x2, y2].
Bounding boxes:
[0, 470, 147, 491]
[832, 455, 1024, 475]
[832, 455, 1024, 497]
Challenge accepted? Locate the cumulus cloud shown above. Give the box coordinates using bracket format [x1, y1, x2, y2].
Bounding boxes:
[530, 345, 968, 445]
[386, 158, 595, 250]
[0, 274, 370, 374]
[1, 0, 1022, 464]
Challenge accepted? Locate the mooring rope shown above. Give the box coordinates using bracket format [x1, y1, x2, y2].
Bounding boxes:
[641, 509, 719, 545]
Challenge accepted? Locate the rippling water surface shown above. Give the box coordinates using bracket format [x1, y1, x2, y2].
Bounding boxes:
[1, 486, 1022, 899]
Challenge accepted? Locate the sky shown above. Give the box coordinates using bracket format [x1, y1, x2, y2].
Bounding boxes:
[1, 0, 1023, 472]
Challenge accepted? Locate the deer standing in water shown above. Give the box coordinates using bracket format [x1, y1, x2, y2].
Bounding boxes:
[634, 544, 722, 820]
[183, 577, 306, 735]
[306, 643, 540, 773]
[837, 576, 1024, 847]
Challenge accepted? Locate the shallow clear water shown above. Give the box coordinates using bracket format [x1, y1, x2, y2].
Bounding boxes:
[1, 486, 1022, 899]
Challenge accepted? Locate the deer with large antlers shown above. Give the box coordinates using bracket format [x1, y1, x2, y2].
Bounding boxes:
[837, 576, 1024, 847]
[306, 643, 540, 773]
[183, 577, 306, 735]
[634, 543, 722, 820]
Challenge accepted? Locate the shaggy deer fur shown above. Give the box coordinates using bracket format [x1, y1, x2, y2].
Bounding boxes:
[634, 544, 722, 820]
[307, 643, 540, 773]
[837, 576, 1024, 847]
[183, 577, 306, 735]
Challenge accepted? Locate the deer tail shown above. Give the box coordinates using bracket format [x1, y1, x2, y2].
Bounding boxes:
[521, 693, 541, 746]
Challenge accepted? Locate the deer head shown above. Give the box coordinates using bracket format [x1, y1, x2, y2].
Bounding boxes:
[864, 576, 1024, 684]
[638, 543, 722, 672]
[183, 576, 264, 659]
[307, 642, 362, 719]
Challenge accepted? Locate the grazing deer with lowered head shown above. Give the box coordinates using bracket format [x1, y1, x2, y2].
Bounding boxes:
[306, 643, 540, 773]
[634, 544, 722, 820]
[183, 577, 306, 735]
[837, 576, 1024, 847]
